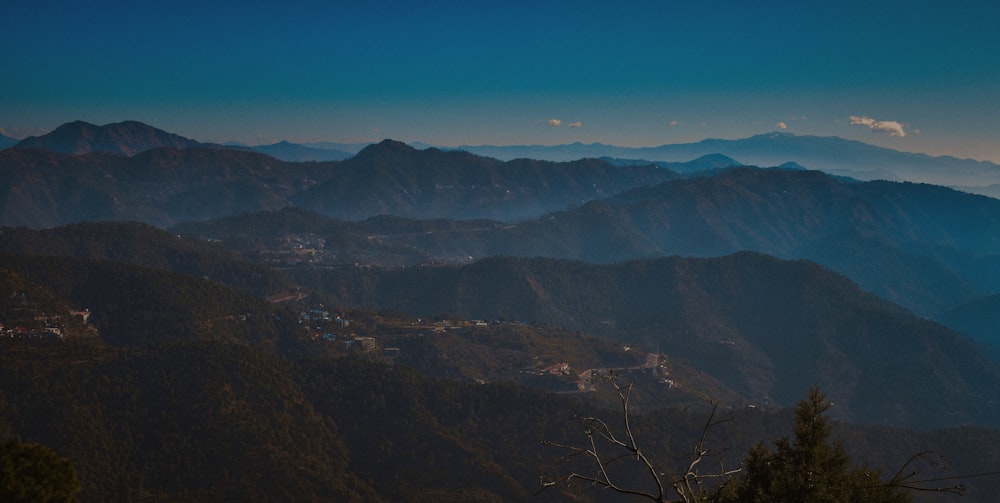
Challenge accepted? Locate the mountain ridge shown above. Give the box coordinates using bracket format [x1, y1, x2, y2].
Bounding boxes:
[6, 119, 1000, 501]
[13, 120, 1000, 190]
[0, 137, 680, 227]
[251, 140, 353, 162]
[455, 131, 1000, 190]
[13, 120, 204, 156]
[201, 167, 997, 317]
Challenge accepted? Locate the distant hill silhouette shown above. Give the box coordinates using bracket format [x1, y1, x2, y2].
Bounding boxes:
[251, 140, 353, 162]
[458, 132, 1000, 190]
[12, 121, 1000, 190]
[0, 132, 17, 149]
[13, 120, 203, 156]
[1, 130, 680, 227]
[293, 139, 678, 221]
[598, 153, 742, 172]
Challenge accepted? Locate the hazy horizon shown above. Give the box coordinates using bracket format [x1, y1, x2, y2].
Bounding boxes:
[3, 1, 999, 162]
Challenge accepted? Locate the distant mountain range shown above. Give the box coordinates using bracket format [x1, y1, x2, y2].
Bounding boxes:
[4, 120, 356, 162]
[8, 120, 1000, 501]
[176, 166, 1000, 322]
[301, 141, 373, 155]
[0, 136, 679, 227]
[454, 133, 1000, 191]
[250, 140, 353, 162]
[8, 120, 999, 319]
[7, 121, 1000, 193]
[292, 139, 679, 221]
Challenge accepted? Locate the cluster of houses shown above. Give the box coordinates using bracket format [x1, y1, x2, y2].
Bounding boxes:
[574, 353, 675, 392]
[298, 307, 351, 342]
[290, 307, 679, 395]
[254, 232, 470, 270]
[259, 234, 332, 266]
[0, 309, 91, 341]
[1, 321, 64, 340]
[297, 307, 395, 354]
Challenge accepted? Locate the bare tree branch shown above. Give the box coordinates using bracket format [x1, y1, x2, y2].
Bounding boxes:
[539, 375, 739, 503]
[886, 450, 966, 495]
[671, 402, 742, 502]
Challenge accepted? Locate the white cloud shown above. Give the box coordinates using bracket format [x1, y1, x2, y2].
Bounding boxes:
[668, 120, 679, 127]
[776, 122, 788, 129]
[567, 121, 583, 128]
[849, 116, 876, 127]
[871, 120, 906, 137]
[849, 115, 906, 137]
[547, 118, 562, 127]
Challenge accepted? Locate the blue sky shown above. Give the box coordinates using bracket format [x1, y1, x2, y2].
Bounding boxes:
[3, 0, 999, 161]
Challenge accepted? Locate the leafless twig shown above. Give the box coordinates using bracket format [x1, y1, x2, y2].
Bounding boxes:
[539, 375, 739, 503]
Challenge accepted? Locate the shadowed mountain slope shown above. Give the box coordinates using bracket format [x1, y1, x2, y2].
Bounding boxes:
[511, 168, 1000, 314]
[0, 221, 295, 298]
[1, 135, 678, 227]
[0, 146, 313, 227]
[291, 167, 996, 316]
[193, 168, 1000, 317]
[292, 139, 678, 221]
[295, 252, 1000, 429]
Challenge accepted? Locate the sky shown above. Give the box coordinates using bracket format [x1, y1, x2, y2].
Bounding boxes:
[2, 0, 999, 162]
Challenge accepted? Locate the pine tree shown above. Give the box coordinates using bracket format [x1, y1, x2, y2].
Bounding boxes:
[0, 438, 81, 503]
[718, 388, 910, 503]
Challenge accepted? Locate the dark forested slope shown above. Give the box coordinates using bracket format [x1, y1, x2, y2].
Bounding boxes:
[0, 222, 295, 298]
[296, 253, 1000, 429]
[3, 248, 1000, 500]
[0, 253, 300, 348]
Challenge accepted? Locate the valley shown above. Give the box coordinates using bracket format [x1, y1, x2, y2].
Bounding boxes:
[3, 121, 1000, 501]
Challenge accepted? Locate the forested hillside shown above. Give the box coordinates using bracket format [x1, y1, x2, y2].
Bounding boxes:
[5, 335, 1000, 502]
[0, 139, 676, 228]
[293, 252, 1000, 429]
[0, 222, 294, 297]
[4, 123, 1000, 501]
[172, 167, 1000, 321]
[3, 238, 1000, 501]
